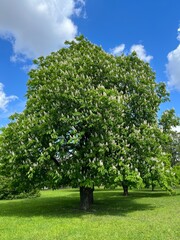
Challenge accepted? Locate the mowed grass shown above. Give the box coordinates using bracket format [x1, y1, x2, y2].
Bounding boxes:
[0, 188, 179, 240]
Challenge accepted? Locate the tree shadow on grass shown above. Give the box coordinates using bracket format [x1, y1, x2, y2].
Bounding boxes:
[0, 188, 177, 218]
[90, 188, 175, 215]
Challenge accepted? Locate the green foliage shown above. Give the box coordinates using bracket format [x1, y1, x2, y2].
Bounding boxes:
[157, 110, 180, 189]
[0, 175, 40, 200]
[173, 164, 180, 184]
[159, 110, 180, 165]
[168, 131, 180, 166]
[159, 109, 179, 133]
[0, 175, 11, 199]
[0, 35, 177, 196]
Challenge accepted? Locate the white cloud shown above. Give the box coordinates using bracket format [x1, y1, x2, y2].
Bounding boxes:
[110, 43, 153, 63]
[172, 126, 180, 132]
[0, 83, 17, 111]
[0, 99, 25, 127]
[130, 44, 153, 63]
[21, 64, 37, 73]
[110, 44, 125, 56]
[177, 27, 180, 41]
[0, 0, 85, 61]
[166, 45, 180, 91]
[166, 28, 180, 91]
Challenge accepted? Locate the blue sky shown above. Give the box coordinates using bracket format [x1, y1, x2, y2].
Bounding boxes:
[0, 0, 180, 130]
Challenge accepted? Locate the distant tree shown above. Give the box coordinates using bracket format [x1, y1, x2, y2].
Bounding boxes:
[0, 36, 177, 209]
[158, 109, 180, 186]
[170, 131, 180, 184]
[160, 110, 179, 154]
[171, 131, 180, 166]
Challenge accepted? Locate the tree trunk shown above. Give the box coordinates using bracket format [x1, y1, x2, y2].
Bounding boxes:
[122, 183, 128, 196]
[80, 186, 94, 210]
[151, 183, 155, 191]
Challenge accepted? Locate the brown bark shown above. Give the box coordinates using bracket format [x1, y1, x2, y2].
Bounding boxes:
[80, 186, 94, 210]
[151, 183, 155, 191]
[122, 183, 128, 196]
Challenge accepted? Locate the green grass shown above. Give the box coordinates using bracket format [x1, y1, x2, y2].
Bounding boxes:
[0, 188, 180, 240]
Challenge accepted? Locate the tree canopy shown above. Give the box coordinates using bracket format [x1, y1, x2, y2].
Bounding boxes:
[0, 36, 179, 209]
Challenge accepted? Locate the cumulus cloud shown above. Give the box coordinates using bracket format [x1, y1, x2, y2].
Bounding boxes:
[110, 43, 153, 63]
[0, 83, 17, 111]
[110, 44, 125, 56]
[166, 28, 180, 91]
[0, 0, 85, 61]
[177, 27, 180, 41]
[130, 44, 153, 63]
[172, 125, 180, 132]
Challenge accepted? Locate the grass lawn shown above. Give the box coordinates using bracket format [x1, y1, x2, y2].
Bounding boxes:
[0, 187, 179, 240]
